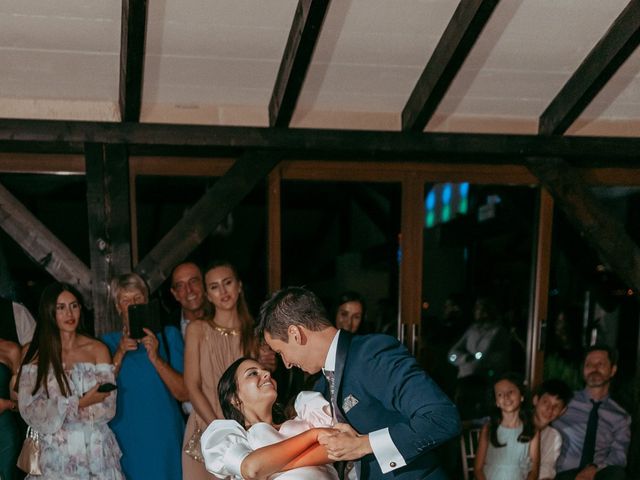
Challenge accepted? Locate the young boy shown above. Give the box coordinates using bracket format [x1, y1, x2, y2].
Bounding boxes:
[532, 379, 573, 480]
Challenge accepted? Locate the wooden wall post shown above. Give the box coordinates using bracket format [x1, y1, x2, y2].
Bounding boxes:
[267, 167, 282, 293]
[85, 143, 133, 335]
[526, 188, 554, 387]
[399, 174, 424, 352]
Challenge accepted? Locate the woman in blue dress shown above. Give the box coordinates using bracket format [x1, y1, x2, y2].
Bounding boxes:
[102, 273, 188, 480]
[0, 337, 20, 480]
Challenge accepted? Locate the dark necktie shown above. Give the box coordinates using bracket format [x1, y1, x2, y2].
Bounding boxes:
[579, 399, 602, 468]
[325, 370, 347, 479]
[325, 370, 339, 424]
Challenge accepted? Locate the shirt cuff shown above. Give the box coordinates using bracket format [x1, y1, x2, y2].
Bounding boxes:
[369, 428, 406, 473]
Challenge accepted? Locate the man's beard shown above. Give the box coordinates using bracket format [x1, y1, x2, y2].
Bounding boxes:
[586, 372, 610, 387]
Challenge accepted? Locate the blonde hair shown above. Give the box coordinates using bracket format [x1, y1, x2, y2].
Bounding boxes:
[110, 272, 149, 308]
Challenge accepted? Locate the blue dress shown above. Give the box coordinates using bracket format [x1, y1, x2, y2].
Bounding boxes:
[483, 425, 531, 480]
[101, 326, 185, 480]
[0, 362, 19, 480]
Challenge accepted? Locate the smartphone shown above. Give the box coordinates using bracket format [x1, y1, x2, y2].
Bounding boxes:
[97, 382, 117, 393]
[128, 300, 162, 340]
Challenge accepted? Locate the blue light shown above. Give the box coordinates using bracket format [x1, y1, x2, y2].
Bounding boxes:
[442, 183, 452, 204]
[426, 190, 436, 211]
[459, 182, 469, 197]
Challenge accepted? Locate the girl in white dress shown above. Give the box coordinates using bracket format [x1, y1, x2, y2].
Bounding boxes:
[17, 282, 123, 480]
[201, 357, 339, 480]
[474, 374, 540, 480]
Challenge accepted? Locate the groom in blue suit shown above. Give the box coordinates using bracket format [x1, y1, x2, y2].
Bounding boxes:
[259, 287, 461, 480]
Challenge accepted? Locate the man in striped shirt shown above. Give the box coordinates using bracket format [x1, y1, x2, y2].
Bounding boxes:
[553, 344, 630, 480]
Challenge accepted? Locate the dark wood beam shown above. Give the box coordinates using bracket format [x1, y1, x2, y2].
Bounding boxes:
[269, 0, 330, 127]
[119, 0, 148, 122]
[135, 150, 281, 292]
[539, 0, 640, 135]
[401, 0, 499, 132]
[267, 168, 282, 292]
[85, 144, 133, 334]
[526, 157, 640, 293]
[0, 182, 92, 302]
[3, 119, 640, 164]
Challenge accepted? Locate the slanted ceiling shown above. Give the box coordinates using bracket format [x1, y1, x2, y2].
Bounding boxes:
[1, 0, 639, 136]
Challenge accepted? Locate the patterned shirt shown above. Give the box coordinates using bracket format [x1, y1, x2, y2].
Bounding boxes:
[553, 388, 630, 472]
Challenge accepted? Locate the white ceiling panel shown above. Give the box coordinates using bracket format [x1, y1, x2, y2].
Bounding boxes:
[579, 49, 640, 121]
[430, 0, 631, 132]
[0, 0, 120, 120]
[0, 0, 638, 135]
[295, 0, 459, 126]
[143, 0, 298, 123]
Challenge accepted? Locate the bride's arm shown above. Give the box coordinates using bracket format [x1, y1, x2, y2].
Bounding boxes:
[281, 443, 332, 471]
[240, 427, 332, 480]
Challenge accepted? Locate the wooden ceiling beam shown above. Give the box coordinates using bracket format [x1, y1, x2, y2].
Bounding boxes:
[0, 182, 92, 303]
[539, 0, 640, 135]
[134, 150, 281, 292]
[269, 0, 330, 127]
[526, 157, 640, 293]
[119, 0, 148, 122]
[401, 0, 499, 132]
[3, 119, 640, 164]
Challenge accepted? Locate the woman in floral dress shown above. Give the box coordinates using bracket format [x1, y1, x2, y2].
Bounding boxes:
[17, 282, 123, 479]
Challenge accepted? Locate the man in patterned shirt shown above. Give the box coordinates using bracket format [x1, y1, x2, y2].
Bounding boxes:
[553, 344, 630, 480]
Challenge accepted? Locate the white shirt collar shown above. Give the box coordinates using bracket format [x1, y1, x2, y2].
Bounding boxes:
[180, 309, 189, 337]
[323, 329, 341, 373]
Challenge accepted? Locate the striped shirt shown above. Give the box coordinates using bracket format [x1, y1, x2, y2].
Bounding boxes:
[553, 388, 630, 472]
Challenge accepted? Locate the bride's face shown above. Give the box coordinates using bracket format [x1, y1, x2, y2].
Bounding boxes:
[235, 359, 278, 408]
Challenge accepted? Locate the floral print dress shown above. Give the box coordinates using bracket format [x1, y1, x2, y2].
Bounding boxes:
[18, 362, 124, 480]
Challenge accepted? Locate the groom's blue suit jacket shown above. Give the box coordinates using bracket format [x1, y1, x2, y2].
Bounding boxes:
[315, 331, 461, 480]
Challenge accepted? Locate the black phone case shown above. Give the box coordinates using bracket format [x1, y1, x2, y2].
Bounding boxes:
[97, 383, 117, 393]
[128, 300, 162, 339]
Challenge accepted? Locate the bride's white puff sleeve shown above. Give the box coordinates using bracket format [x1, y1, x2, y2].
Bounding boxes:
[201, 419, 252, 479]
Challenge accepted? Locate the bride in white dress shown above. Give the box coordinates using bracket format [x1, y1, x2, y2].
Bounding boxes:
[201, 357, 339, 480]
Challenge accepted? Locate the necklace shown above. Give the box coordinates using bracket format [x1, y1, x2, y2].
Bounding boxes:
[211, 321, 240, 336]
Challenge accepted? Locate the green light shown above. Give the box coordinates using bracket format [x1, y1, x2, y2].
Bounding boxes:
[442, 205, 450, 222]
[459, 198, 468, 214]
[426, 211, 435, 228]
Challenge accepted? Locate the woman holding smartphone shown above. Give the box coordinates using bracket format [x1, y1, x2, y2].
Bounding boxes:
[101, 272, 188, 480]
[17, 282, 123, 479]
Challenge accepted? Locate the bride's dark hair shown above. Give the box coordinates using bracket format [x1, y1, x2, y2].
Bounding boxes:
[218, 356, 284, 428]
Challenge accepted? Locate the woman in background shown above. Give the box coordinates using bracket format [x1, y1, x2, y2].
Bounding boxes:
[102, 273, 187, 480]
[0, 336, 20, 480]
[334, 291, 365, 334]
[17, 282, 123, 479]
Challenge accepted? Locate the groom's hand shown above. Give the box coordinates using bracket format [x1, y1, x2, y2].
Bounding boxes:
[318, 424, 373, 461]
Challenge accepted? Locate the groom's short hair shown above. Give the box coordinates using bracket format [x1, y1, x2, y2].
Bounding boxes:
[257, 286, 333, 341]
